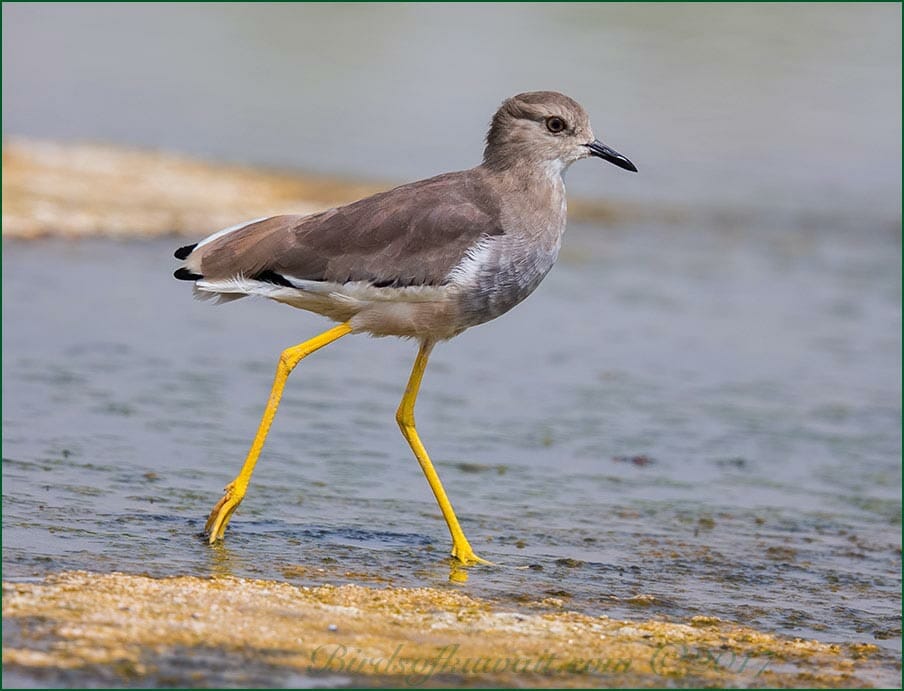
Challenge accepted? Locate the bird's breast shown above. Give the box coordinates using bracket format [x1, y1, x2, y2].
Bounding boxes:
[451, 231, 562, 327]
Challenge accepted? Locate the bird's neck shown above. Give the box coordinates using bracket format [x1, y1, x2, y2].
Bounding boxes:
[477, 162, 568, 238]
[480, 159, 567, 195]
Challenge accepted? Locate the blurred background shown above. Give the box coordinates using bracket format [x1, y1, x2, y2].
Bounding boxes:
[2, 4, 901, 687]
[3, 2, 901, 221]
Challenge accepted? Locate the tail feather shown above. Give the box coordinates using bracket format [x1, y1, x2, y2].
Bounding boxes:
[174, 243, 198, 260]
[192, 285, 247, 303]
[174, 267, 203, 281]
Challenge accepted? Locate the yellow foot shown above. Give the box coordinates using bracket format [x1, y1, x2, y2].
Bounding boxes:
[204, 481, 244, 544]
[451, 542, 495, 566]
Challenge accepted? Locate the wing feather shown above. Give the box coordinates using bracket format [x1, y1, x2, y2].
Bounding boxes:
[190, 169, 503, 288]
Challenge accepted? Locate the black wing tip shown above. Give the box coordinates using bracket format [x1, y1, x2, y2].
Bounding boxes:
[174, 267, 203, 281]
[253, 269, 294, 287]
[174, 243, 198, 260]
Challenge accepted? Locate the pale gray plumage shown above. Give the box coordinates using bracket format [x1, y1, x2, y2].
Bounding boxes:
[174, 91, 636, 340]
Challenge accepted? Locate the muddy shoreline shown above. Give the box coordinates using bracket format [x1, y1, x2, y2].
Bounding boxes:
[2, 570, 888, 687]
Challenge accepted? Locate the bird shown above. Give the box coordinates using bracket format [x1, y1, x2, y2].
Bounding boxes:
[173, 91, 636, 565]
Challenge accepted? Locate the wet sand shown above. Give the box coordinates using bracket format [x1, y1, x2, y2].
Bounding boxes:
[2, 571, 884, 687]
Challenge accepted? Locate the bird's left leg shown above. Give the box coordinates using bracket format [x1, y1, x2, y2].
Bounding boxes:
[396, 340, 491, 565]
[205, 322, 352, 542]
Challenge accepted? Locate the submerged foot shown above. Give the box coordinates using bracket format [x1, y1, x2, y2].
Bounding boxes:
[451, 542, 495, 566]
[204, 481, 243, 543]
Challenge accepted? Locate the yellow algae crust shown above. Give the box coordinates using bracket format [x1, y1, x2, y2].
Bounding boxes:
[1, 137, 639, 240]
[2, 571, 881, 687]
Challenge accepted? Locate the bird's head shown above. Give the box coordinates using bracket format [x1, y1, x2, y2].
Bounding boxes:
[483, 91, 637, 176]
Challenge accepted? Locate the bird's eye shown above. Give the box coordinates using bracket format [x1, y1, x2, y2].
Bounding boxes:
[545, 116, 567, 134]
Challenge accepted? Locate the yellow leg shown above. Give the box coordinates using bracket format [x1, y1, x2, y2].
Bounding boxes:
[396, 341, 491, 565]
[205, 322, 353, 543]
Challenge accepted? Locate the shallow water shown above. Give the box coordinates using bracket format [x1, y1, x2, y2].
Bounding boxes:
[3, 216, 901, 685]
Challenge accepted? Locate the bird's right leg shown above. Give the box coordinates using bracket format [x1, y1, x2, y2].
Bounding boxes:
[205, 322, 352, 543]
[396, 340, 491, 565]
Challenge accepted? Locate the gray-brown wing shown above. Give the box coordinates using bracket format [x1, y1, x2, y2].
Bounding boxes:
[190, 170, 503, 288]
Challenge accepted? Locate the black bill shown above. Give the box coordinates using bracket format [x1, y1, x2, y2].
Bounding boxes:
[586, 140, 637, 172]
